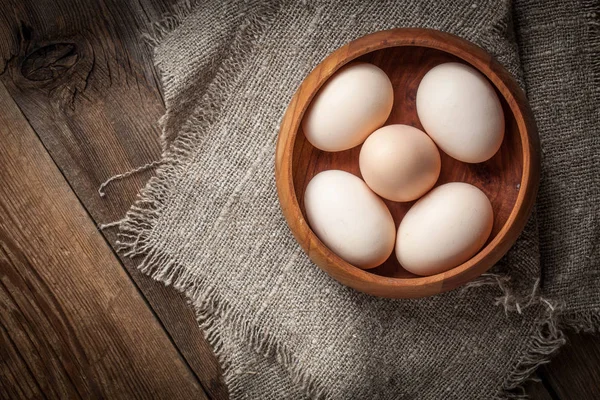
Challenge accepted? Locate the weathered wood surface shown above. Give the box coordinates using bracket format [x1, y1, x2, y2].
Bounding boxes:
[0, 0, 596, 399]
[0, 82, 205, 399]
[539, 332, 600, 399]
[0, 0, 227, 398]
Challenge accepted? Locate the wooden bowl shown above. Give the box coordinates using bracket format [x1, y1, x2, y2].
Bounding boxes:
[275, 28, 540, 298]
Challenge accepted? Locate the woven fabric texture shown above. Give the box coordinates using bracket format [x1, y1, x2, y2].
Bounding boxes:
[117, 0, 599, 398]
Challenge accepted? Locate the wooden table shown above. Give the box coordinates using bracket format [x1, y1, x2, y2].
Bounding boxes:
[0, 1, 598, 398]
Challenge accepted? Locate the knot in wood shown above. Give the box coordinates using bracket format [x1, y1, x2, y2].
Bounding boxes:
[21, 43, 79, 81]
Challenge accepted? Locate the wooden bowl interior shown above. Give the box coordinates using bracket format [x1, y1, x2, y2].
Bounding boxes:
[292, 46, 523, 279]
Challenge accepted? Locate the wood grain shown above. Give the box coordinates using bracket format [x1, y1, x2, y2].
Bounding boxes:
[540, 332, 600, 399]
[523, 380, 556, 400]
[0, 0, 227, 398]
[0, 82, 204, 399]
[276, 28, 540, 298]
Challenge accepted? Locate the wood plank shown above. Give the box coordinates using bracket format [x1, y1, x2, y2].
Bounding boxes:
[0, 82, 205, 399]
[524, 380, 556, 400]
[540, 332, 600, 399]
[0, 1, 228, 398]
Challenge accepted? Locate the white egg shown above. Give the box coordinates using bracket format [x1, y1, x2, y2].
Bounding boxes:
[359, 124, 441, 202]
[302, 62, 394, 152]
[395, 182, 493, 276]
[416, 62, 505, 163]
[304, 170, 396, 269]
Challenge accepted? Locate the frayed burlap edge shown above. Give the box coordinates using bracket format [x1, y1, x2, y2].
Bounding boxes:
[115, 1, 600, 399]
[119, 1, 331, 398]
[142, 0, 199, 48]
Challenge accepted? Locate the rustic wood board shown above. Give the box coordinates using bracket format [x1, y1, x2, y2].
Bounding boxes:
[0, 82, 205, 399]
[0, 0, 227, 398]
[539, 332, 600, 399]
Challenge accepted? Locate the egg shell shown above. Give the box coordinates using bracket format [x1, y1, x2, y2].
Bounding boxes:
[416, 62, 505, 163]
[395, 182, 493, 276]
[302, 62, 394, 152]
[304, 170, 396, 269]
[359, 124, 441, 202]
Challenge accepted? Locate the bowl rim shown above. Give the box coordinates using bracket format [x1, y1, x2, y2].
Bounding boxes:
[275, 28, 540, 298]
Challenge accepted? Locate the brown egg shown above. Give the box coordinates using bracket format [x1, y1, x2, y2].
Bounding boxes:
[359, 124, 441, 202]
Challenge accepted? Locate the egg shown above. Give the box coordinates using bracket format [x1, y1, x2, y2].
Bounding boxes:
[302, 62, 394, 152]
[416, 62, 505, 163]
[359, 124, 441, 202]
[395, 182, 493, 276]
[304, 170, 395, 269]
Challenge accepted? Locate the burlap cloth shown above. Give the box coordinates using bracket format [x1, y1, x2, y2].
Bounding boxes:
[116, 0, 599, 398]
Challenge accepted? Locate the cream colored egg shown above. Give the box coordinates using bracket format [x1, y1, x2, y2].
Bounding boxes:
[304, 170, 396, 269]
[395, 182, 493, 276]
[416, 62, 505, 163]
[302, 62, 394, 152]
[359, 124, 441, 202]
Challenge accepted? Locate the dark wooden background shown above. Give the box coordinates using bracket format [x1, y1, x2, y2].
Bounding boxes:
[0, 0, 597, 399]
